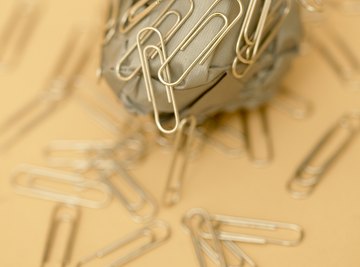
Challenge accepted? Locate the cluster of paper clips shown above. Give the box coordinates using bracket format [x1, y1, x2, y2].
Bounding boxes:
[182, 208, 304, 267]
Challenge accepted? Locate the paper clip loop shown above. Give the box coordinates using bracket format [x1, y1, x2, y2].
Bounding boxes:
[76, 220, 171, 267]
[10, 164, 112, 209]
[182, 208, 227, 267]
[297, 0, 324, 12]
[287, 112, 360, 199]
[200, 214, 304, 247]
[40, 204, 80, 267]
[138, 27, 180, 134]
[163, 116, 197, 207]
[100, 164, 158, 223]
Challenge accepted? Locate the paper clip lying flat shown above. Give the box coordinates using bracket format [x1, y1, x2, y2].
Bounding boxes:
[10, 164, 112, 209]
[100, 164, 158, 223]
[76, 220, 171, 267]
[287, 112, 360, 199]
[138, 27, 180, 134]
[0, 1, 42, 69]
[309, 25, 360, 90]
[240, 107, 273, 167]
[158, 0, 243, 87]
[232, 0, 290, 79]
[270, 88, 313, 120]
[163, 116, 197, 207]
[200, 214, 304, 247]
[116, 0, 194, 81]
[103, 0, 121, 45]
[0, 31, 95, 151]
[40, 204, 80, 267]
[182, 208, 227, 267]
[297, 0, 324, 12]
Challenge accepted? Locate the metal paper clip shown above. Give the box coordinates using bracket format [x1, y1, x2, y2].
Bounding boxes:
[137, 27, 179, 134]
[40, 204, 80, 267]
[0, 1, 42, 69]
[158, 0, 243, 87]
[76, 220, 171, 267]
[103, 0, 121, 45]
[236, 0, 272, 65]
[232, 0, 290, 79]
[100, 164, 158, 223]
[0, 30, 96, 151]
[270, 88, 313, 120]
[10, 164, 112, 209]
[240, 107, 273, 167]
[287, 112, 360, 199]
[297, 0, 324, 12]
[163, 116, 197, 207]
[200, 214, 304, 247]
[116, 0, 194, 81]
[309, 25, 360, 89]
[182, 208, 227, 267]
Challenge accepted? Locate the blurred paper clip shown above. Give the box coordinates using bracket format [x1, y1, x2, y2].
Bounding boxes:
[10, 164, 112, 208]
[40, 204, 80, 267]
[287, 111, 360, 199]
[76, 220, 171, 267]
[0, 1, 42, 70]
[163, 116, 197, 207]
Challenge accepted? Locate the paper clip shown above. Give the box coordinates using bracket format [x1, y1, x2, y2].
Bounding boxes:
[137, 27, 180, 134]
[297, 0, 324, 12]
[116, 0, 194, 81]
[182, 208, 227, 267]
[0, 1, 42, 70]
[232, 0, 290, 79]
[10, 164, 112, 209]
[76, 220, 171, 267]
[158, 0, 243, 87]
[100, 164, 158, 223]
[270, 88, 313, 120]
[200, 213, 304, 247]
[163, 116, 197, 207]
[0, 30, 96, 151]
[103, 0, 121, 45]
[240, 107, 273, 167]
[309, 25, 360, 90]
[287, 111, 360, 199]
[40, 204, 80, 267]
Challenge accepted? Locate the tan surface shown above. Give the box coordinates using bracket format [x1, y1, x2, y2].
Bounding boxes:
[1, 1, 360, 267]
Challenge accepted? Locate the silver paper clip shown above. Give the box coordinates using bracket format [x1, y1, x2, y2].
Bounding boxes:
[76, 220, 171, 267]
[287, 111, 360, 199]
[163, 116, 197, 207]
[200, 213, 304, 247]
[0, 1, 42, 70]
[137, 27, 179, 134]
[40, 204, 80, 267]
[232, 0, 290, 79]
[10, 164, 112, 209]
[297, 0, 325, 12]
[270, 88, 313, 120]
[100, 164, 158, 223]
[182, 208, 227, 267]
[103, 0, 121, 45]
[240, 107, 274, 167]
[0, 30, 96, 151]
[158, 0, 243, 87]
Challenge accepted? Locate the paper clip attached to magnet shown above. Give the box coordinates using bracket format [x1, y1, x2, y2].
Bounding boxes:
[137, 27, 180, 134]
[100, 164, 158, 223]
[297, 0, 325, 12]
[0, 1, 42, 70]
[40, 204, 80, 267]
[76, 220, 171, 267]
[182, 208, 227, 267]
[10, 164, 112, 209]
[200, 213, 304, 247]
[163, 116, 197, 207]
[287, 111, 360, 199]
[240, 107, 274, 167]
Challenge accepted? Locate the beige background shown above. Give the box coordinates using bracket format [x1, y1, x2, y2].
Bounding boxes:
[0, 1, 360, 266]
